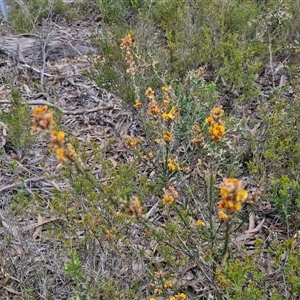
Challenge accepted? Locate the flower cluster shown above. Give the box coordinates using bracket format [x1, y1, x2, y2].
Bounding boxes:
[50, 131, 77, 163]
[145, 86, 178, 122]
[162, 106, 177, 123]
[120, 33, 136, 75]
[123, 196, 143, 219]
[162, 185, 179, 205]
[133, 99, 142, 109]
[195, 219, 206, 227]
[32, 105, 55, 132]
[164, 281, 173, 288]
[168, 293, 187, 300]
[191, 121, 204, 146]
[145, 87, 161, 117]
[125, 50, 136, 74]
[167, 157, 180, 172]
[124, 135, 143, 148]
[32, 106, 77, 163]
[218, 178, 248, 219]
[161, 85, 171, 107]
[205, 107, 225, 141]
[163, 130, 173, 142]
[150, 292, 187, 300]
[120, 33, 133, 49]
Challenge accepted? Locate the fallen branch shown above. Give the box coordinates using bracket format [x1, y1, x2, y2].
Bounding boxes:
[0, 176, 45, 193]
[0, 99, 116, 115]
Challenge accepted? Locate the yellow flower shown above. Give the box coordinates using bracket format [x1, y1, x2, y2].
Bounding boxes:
[205, 115, 215, 125]
[218, 178, 248, 216]
[145, 87, 155, 99]
[236, 189, 248, 202]
[124, 136, 140, 148]
[162, 194, 174, 204]
[55, 148, 67, 163]
[211, 107, 224, 116]
[223, 178, 239, 190]
[32, 106, 56, 132]
[164, 281, 173, 288]
[161, 98, 171, 108]
[133, 100, 142, 109]
[209, 123, 225, 141]
[162, 86, 171, 95]
[218, 210, 228, 220]
[206, 107, 226, 141]
[195, 219, 205, 227]
[120, 33, 133, 49]
[163, 131, 173, 142]
[50, 131, 65, 152]
[167, 157, 180, 171]
[147, 99, 161, 117]
[175, 293, 187, 300]
[162, 185, 179, 205]
[33, 105, 48, 115]
[50, 130, 65, 144]
[162, 106, 177, 122]
[233, 202, 242, 211]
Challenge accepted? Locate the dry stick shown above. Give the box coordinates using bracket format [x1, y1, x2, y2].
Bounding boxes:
[176, 233, 214, 284]
[40, 34, 50, 85]
[0, 176, 45, 193]
[20, 63, 55, 77]
[0, 99, 116, 115]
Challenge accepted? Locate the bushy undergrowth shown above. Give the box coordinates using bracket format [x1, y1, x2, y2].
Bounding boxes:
[9, 0, 77, 33]
[2, 0, 300, 299]
[248, 94, 300, 231]
[92, 0, 300, 93]
[0, 89, 34, 149]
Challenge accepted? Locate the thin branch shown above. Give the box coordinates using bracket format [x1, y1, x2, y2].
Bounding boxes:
[40, 34, 50, 85]
[0, 99, 117, 115]
[0, 176, 45, 193]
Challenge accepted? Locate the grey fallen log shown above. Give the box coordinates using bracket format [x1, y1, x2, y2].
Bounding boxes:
[0, 35, 97, 62]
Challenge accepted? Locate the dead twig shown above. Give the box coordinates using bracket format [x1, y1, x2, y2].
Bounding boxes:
[0, 176, 45, 193]
[40, 33, 50, 84]
[0, 99, 116, 115]
[20, 62, 55, 77]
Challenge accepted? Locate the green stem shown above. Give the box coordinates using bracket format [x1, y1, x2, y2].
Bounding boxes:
[222, 220, 232, 259]
[174, 205, 191, 230]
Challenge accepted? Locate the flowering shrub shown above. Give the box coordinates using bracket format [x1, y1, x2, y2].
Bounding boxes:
[4, 2, 300, 296]
[32, 105, 77, 164]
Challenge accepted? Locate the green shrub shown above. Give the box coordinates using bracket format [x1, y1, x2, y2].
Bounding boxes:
[1, 89, 34, 149]
[248, 95, 300, 230]
[9, 0, 73, 33]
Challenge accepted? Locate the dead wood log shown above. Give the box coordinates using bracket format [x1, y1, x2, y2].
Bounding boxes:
[0, 35, 97, 63]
